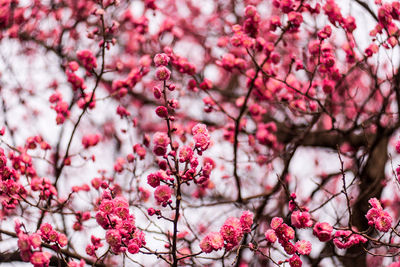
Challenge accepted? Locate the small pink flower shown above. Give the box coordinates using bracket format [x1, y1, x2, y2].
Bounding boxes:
[200, 232, 224, 253]
[48, 230, 58, 243]
[276, 223, 295, 240]
[156, 66, 171, 80]
[369, 198, 382, 209]
[270, 217, 283, 230]
[288, 254, 302, 267]
[375, 214, 392, 232]
[18, 233, 30, 251]
[193, 133, 210, 151]
[220, 217, 243, 245]
[333, 230, 366, 249]
[396, 140, 400, 154]
[29, 233, 42, 249]
[40, 223, 53, 236]
[77, 50, 97, 71]
[86, 244, 96, 256]
[30, 251, 51, 267]
[57, 233, 68, 247]
[264, 229, 277, 243]
[282, 241, 296, 255]
[153, 132, 170, 147]
[128, 242, 140, 254]
[199, 79, 213, 90]
[147, 173, 160, 188]
[154, 185, 172, 203]
[192, 123, 208, 135]
[199, 236, 213, 253]
[313, 222, 333, 242]
[179, 145, 194, 162]
[106, 229, 121, 247]
[295, 240, 312, 255]
[291, 211, 313, 229]
[155, 106, 168, 118]
[99, 199, 114, 214]
[154, 53, 170, 67]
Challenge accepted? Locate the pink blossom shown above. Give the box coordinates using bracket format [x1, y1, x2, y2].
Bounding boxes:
[276, 223, 295, 241]
[147, 173, 160, 188]
[333, 230, 367, 249]
[200, 232, 224, 253]
[265, 229, 277, 243]
[270, 217, 283, 230]
[155, 66, 171, 80]
[313, 222, 333, 242]
[106, 229, 122, 247]
[193, 133, 210, 151]
[155, 106, 168, 118]
[199, 235, 213, 253]
[154, 185, 172, 204]
[295, 240, 312, 255]
[57, 233, 68, 247]
[30, 251, 51, 267]
[128, 242, 140, 254]
[366, 198, 392, 232]
[288, 254, 302, 267]
[179, 145, 193, 162]
[153, 132, 170, 147]
[29, 233, 42, 249]
[291, 211, 313, 229]
[220, 217, 243, 246]
[77, 49, 97, 71]
[375, 214, 392, 232]
[154, 53, 170, 67]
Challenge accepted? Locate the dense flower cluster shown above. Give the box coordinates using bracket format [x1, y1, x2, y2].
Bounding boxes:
[200, 211, 253, 253]
[15, 221, 67, 267]
[77, 49, 97, 72]
[2, 0, 400, 265]
[95, 190, 145, 255]
[266, 216, 312, 267]
[366, 198, 393, 232]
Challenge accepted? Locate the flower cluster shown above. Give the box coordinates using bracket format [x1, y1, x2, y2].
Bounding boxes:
[77, 49, 97, 72]
[366, 198, 392, 232]
[333, 230, 367, 249]
[256, 122, 277, 148]
[65, 61, 86, 91]
[291, 210, 313, 229]
[95, 190, 145, 254]
[85, 235, 104, 257]
[152, 132, 170, 156]
[16, 221, 67, 267]
[0, 149, 27, 211]
[154, 53, 170, 67]
[200, 211, 253, 253]
[30, 177, 57, 200]
[192, 123, 210, 153]
[49, 91, 70, 125]
[265, 217, 312, 267]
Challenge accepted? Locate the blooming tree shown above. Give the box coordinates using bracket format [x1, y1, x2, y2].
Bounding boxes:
[1, 0, 400, 266]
